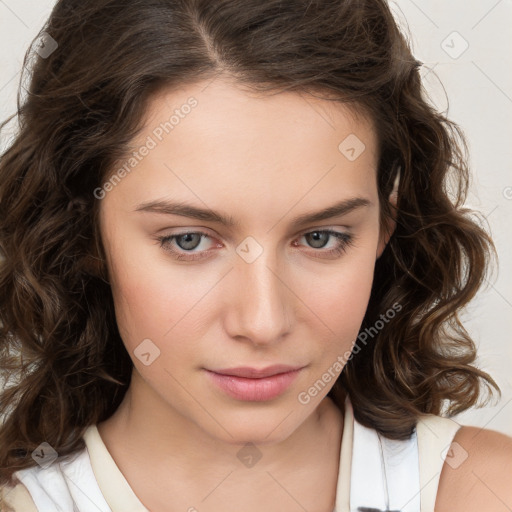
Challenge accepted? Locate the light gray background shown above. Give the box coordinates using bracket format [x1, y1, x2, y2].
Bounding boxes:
[1, 1, 511, 436]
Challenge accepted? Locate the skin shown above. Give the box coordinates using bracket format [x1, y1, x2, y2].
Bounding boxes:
[435, 426, 512, 511]
[95, 77, 512, 511]
[97, 76, 393, 512]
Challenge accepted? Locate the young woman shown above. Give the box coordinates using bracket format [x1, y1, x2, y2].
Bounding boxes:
[1, 1, 511, 511]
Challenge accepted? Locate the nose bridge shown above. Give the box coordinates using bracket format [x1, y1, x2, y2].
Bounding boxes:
[227, 243, 292, 344]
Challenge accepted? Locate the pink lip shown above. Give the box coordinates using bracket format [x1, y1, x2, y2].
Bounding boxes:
[205, 365, 304, 401]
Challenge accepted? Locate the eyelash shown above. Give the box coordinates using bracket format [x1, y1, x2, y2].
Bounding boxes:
[155, 229, 355, 261]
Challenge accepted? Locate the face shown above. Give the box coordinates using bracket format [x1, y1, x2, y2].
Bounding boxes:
[98, 77, 394, 446]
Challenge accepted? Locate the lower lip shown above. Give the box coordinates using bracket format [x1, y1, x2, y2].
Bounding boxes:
[205, 369, 302, 401]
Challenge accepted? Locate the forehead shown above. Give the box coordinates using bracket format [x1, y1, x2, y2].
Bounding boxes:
[138, 77, 377, 155]
[104, 77, 380, 227]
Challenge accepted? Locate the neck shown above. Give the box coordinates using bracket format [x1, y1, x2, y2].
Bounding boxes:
[97, 368, 344, 508]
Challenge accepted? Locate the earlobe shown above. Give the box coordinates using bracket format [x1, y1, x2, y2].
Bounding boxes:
[376, 214, 396, 259]
[376, 169, 399, 259]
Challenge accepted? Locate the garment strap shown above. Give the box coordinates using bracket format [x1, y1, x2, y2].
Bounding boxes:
[416, 413, 461, 512]
[348, 403, 461, 512]
[350, 411, 421, 512]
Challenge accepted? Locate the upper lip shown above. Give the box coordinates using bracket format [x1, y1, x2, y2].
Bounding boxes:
[209, 364, 304, 379]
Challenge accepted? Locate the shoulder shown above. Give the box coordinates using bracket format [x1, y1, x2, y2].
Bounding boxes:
[435, 425, 512, 511]
[0, 480, 38, 512]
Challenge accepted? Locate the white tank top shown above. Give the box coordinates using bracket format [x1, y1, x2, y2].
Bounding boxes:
[1, 395, 461, 512]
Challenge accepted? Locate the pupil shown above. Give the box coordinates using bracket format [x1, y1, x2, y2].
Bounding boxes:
[178, 233, 200, 250]
[308, 231, 328, 248]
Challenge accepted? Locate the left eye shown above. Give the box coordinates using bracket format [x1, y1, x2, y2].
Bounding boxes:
[156, 231, 215, 260]
[156, 229, 354, 261]
[294, 230, 355, 258]
[299, 230, 348, 249]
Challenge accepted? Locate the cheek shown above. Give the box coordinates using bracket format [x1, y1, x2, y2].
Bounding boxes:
[105, 219, 377, 358]
[298, 253, 376, 344]
[106, 243, 217, 353]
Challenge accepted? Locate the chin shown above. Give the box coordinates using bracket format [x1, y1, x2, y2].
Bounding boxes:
[200, 405, 307, 447]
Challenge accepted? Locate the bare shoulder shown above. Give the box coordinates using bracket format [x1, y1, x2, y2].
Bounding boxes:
[435, 425, 512, 512]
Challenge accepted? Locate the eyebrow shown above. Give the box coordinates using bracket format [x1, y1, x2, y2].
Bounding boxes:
[134, 196, 372, 229]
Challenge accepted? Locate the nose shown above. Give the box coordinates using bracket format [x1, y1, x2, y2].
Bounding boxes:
[224, 249, 293, 346]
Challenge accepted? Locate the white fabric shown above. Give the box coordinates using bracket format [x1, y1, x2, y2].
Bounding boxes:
[13, 448, 111, 512]
[10, 395, 460, 512]
[415, 414, 462, 512]
[350, 412, 421, 511]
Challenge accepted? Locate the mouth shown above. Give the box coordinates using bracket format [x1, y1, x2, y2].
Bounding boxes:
[204, 365, 305, 401]
[209, 364, 304, 379]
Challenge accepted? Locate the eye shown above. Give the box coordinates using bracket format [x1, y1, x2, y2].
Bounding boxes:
[293, 229, 355, 259]
[155, 229, 355, 261]
[156, 230, 216, 261]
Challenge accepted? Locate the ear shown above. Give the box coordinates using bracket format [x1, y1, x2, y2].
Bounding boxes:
[376, 169, 399, 260]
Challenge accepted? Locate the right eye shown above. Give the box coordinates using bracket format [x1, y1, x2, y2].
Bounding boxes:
[156, 231, 219, 261]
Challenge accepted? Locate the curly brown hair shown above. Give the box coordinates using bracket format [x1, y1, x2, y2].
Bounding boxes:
[0, 0, 500, 485]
